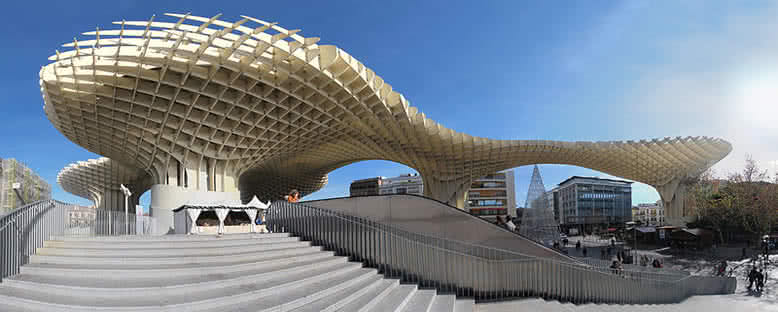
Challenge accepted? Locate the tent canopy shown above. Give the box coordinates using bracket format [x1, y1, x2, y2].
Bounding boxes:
[172, 195, 270, 212]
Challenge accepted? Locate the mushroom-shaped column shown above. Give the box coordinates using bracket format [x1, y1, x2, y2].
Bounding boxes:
[58, 158, 152, 212]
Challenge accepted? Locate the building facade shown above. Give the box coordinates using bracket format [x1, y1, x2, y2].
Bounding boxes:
[466, 170, 517, 218]
[379, 174, 423, 196]
[549, 187, 560, 223]
[68, 205, 97, 226]
[349, 177, 383, 197]
[632, 201, 665, 226]
[349, 170, 516, 219]
[0, 158, 52, 214]
[557, 176, 632, 232]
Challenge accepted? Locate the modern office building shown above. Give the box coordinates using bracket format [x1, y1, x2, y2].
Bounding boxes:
[633, 201, 665, 226]
[466, 170, 517, 218]
[557, 176, 633, 232]
[349, 177, 383, 197]
[41, 14, 731, 232]
[548, 187, 560, 223]
[379, 174, 423, 196]
[0, 158, 52, 214]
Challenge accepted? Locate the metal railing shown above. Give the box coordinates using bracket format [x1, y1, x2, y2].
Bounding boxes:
[1, 200, 154, 282]
[0, 200, 68, 282]
[575, 256, 689, 277]
[267, 201, 736, 304]
[65, 209, 156, 236]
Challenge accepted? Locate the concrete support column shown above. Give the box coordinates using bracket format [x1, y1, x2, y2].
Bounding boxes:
[656, 179, 692, 226]
[166, 163, 179, 187]
[422, 174, 469, 209]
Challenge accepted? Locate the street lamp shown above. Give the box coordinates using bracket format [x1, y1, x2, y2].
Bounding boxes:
[120, 184, 132, 235]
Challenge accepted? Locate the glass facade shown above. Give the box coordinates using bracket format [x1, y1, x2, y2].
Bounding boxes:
[557, 177, 632, 226]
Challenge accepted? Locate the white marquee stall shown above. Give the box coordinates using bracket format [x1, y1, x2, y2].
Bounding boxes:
[173, 196, 270, 235]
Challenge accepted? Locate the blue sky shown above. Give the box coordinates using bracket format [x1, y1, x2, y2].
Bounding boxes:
[2, 1, 776, 210]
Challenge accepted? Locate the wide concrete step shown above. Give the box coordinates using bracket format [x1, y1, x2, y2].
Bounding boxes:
[199, 267, 379, 312]
[402, 289, 437, 312]
[372, 284, 418, 311]
[35, 240, 311, 257]
[50, 233, 289, 242]
[290, 274, 386, 312]
[0, 267, 378, 312]
[18, 252, 341, 286]
[339, 278, 400, 312]
[30, 245, 323, 268]
[430, 294, 457, 312]
[0, 259, 362, 307]
[43, 236, 298, 249]
[455, 299, 475, 312]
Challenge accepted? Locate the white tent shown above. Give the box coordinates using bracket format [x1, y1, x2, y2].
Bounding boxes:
[173, 196, 270, 234]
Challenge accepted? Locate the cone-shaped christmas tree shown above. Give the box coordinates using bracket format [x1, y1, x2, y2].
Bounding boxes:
[519, 165, 560, 245]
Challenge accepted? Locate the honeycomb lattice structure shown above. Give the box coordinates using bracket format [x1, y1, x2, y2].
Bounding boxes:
[41, 13, 732, 211]
[57, 158, 151, 210]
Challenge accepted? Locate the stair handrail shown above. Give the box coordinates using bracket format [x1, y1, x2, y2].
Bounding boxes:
[0, 200, 70, 283]
[267, 201, 736, 304]
[272, 201, 689, 279]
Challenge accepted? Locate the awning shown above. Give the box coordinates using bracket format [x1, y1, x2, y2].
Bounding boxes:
[628, 226, 656, 233]
[172, 195, 270, 212]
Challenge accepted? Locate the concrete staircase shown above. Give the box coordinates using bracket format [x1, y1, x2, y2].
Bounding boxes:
[0, 233, 474, 311]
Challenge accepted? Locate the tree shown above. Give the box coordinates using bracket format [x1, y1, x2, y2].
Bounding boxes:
[689, 155, 778, 244]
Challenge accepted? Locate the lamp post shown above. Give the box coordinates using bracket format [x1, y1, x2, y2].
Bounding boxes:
[120, 184, 132, 235]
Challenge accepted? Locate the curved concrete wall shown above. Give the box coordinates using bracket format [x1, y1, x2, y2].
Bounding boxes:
[303, 194, 573, 262]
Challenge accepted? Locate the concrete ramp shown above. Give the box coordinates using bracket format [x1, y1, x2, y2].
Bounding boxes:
[304, 194, 574, 262]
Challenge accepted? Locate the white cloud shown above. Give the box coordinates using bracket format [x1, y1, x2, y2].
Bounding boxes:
[619, 3, 778, 177]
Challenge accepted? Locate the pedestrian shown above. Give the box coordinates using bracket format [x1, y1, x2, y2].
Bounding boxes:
[576, 240, 581, 250]
[582, 247, 588, 257]
[747, 267, 758, 290]
[756, 269, 765, 292]
[716, 261, 728, 277]
[284, 189, 300, 203]
[505, 217, 517, 232]
[495, 216, 506, 228]
[610, 260, 621, 274]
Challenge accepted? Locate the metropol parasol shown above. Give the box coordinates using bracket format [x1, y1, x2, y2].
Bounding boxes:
[43, 14, 732, 232]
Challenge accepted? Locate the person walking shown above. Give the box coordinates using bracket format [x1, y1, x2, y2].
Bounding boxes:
[747, 267, 758, 290]
[716, 261, 728, 277]
[582, 247, 588, 257]
[576, 240, 581, 250]
[756, 269, 765, 292]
